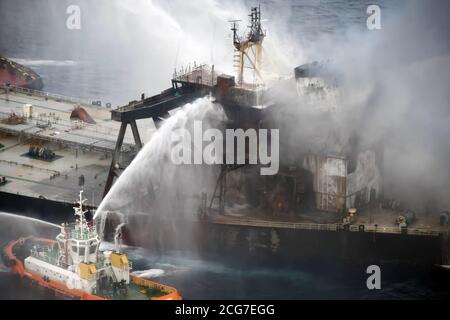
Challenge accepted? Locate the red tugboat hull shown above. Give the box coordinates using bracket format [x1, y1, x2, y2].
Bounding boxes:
[3, 237, 182, 300]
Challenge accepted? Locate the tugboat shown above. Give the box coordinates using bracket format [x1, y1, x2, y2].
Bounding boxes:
[2, 191, 182, 300]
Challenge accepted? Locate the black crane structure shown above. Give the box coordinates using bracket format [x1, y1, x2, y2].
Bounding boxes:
[102, 86, 206, 198]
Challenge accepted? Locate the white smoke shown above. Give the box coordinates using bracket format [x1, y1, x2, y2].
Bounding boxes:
[95, 97, 224, 221]
[273, 0, 450, 212]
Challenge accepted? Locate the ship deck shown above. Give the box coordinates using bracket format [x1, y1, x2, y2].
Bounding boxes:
[98, 282, 167, 300]
[0, 86, 138, 152]
[0, 135, 109, 206]
[207, 206, 449, 237]
[0, 86, 155, 206]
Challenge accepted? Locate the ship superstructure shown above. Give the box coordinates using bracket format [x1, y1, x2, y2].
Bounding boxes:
[26, 191, 122, 294]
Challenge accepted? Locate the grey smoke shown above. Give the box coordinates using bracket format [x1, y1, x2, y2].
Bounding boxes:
[2, 0, 449, 213]
[279, 0, 450, 212]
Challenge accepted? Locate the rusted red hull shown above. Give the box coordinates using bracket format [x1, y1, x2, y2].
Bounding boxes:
[0, 56, 43, 90]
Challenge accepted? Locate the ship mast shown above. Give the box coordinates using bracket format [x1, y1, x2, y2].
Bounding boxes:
[74, 190, 88, 235]
[231, 5, 266, 86]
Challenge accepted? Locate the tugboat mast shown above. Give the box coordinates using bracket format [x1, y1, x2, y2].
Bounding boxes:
[74, 190, 88, 235]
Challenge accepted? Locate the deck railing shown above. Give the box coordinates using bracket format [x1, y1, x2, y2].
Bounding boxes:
[0, 84, 101, 108]
[172, 64, 217, 87]
[209, 215, 446, 237]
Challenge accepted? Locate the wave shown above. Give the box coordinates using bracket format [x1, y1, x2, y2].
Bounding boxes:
[98, 241, 130, 252]
[132, 269, 165, 279]
[9, 58, 77, 67]
[0, 211, 60, 229]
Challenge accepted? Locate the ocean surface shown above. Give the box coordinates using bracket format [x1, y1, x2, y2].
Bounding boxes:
[0, 213, 448, 300]
[0, 0, 449, 299]
[0, 0, 401, 106]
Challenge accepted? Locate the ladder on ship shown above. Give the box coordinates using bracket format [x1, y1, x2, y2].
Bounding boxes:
[208, 164, 248, 215]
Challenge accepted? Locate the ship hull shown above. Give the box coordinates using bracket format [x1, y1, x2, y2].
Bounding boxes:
[1, 191, 447, 267]
[119, 214, 445, 267]
[0, 56, 44, 90]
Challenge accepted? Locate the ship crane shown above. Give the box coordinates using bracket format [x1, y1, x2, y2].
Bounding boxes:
[230, 5, 266, 87]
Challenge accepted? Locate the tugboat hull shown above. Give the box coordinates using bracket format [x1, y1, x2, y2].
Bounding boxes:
[3, 237, 182, 300]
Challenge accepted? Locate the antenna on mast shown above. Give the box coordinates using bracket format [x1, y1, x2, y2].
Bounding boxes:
[229, 19, 242, 49]
[229, 6, 266, 86]
[74, 190, 88, 233]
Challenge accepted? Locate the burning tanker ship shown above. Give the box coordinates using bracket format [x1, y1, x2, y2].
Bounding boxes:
[0, 6, 449, 270]
[95, 6, 449, 267]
